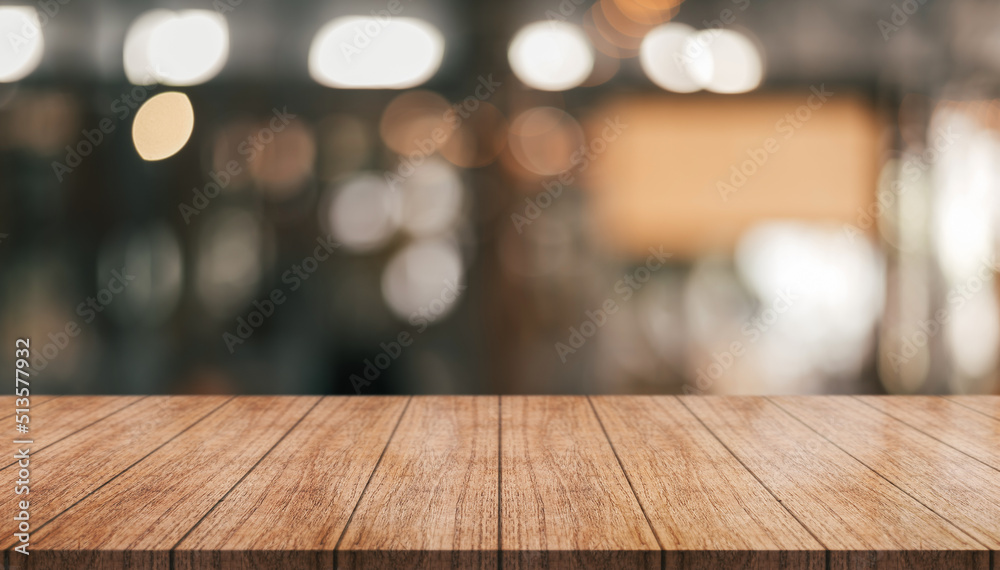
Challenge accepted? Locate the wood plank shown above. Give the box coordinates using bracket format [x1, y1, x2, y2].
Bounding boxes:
[0, 394, 57, 418]
[856, 396, 1000, 472]
[2, 396, 143, 468]
[682, 396, 988, 570]
[946, 396, 1000, 420]
[591, 396, 824, 570]
[337, 396, 498, 570]
[500, 396, 659, 570]
[174, 396, 409, 570]
[1, 396, 231, 552]
[17, 396, 318, 570]
[772, 396, 1000, 552]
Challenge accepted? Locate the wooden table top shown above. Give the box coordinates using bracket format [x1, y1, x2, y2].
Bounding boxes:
[3, 395, 999, 570]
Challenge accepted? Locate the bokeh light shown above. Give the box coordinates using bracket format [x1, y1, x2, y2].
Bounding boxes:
[640, 23, 700, 93]
[195, 209, 266, 318]
[685, 29, 763, 94]
[309, 17, 445, 89]
[124, 10, 229, 86]
[0, 7, 44, 83]
[324, 173, 401, 253]
[381, 237, 464, 323]
[132, 91, 195, 161]
[507, 106, 584, 176]
[98, 224, 184, 328]
[509, 21, 594, 91]
[398, 159, 463, 237]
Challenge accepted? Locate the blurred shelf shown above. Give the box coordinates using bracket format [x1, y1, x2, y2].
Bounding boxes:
[3, 394, 999, 569]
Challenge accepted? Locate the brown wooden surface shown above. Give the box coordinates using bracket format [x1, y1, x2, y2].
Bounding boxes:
[772, 396, 1000, 551]
[339, 396, 498, 570]
[174, 396, 409, 570]
[2, 396, 141, 469]
[3, 395, 998, 570]
[18, 396, 317, 569]
[500, 396, 660, 570]
[947, 395, 1000, 419]
[681, 396, 989, 570]
[591, 396, 824, 570]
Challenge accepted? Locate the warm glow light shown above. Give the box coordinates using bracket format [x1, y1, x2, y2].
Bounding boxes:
[684, 29, 762, 94]
[508, 107, 584, 176]
[309, 17, 444, 89]
[0, 7, 44, 82]
[124, 10, 229, 86]
[509, 21, 594, 91]
[639, 23, 699, 93]
[132, 92, 195, 161]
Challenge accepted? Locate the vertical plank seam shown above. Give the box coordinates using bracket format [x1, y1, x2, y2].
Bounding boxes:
[6, 395, 237, 556]
[0, 396, 151, 471]
[766, 397, 992, 551]
[938, 396, 1000, 422]
[497, 395, 503, 570]
[586, 395, 665, 557]
[675, 396, 831, 553]
[167, 395, 325, 568]
[332, 395, 413, 566]
[851, 396, 1000, 474]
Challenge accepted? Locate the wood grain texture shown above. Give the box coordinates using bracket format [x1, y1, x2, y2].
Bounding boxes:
[174, 396, 409, 570]
[772, 396, 1000, 551]
[3, 395, 999, 569]
[3, 396, 142, 467]
[0, 394, 57, 420]
[17, 396, 318, 570]
[1, 396, 231, 552]
[682, 396, 988, 570]
[591, 396, 824, 570]
[946, 395, 1000, 420]
[501, 396, 659, 570]
[337, 396, 498, 570]
[856, 396, 1000, 472]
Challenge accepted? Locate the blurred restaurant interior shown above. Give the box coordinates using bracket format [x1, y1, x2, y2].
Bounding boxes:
[1, 0, 1000, 396]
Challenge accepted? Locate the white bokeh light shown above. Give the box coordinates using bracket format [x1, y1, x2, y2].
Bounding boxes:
[639, 23, 700, 93]
[124, 10, 229, 86]
[325, 174, 402, 253]
[309, 17, 444, 89]
[684, 29, 763, 94]
[381, 238, 464, 323]
[0, 7, 44, 83]
[400, 159, 463, 237]
[508, 21, 593, 91]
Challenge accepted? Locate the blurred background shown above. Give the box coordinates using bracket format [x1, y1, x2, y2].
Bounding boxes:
[1, 0, 999, 396]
